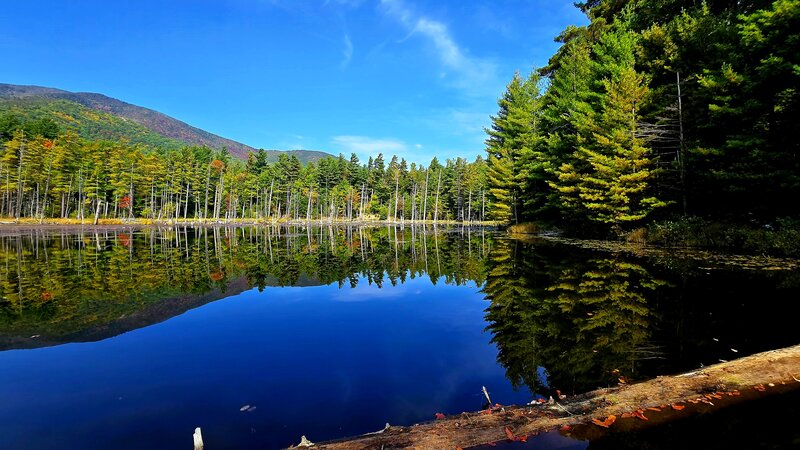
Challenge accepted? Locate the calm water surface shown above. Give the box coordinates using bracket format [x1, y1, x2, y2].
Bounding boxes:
[0, 226, 797, 449]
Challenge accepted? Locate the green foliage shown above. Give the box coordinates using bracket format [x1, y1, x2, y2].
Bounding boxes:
[0, 97, 184, 149]
[647, 217, 800, 257]
[486, 0, 799, 234]
[0, 123, 490, 222]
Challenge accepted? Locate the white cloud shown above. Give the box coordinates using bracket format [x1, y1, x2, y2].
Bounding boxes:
[340, 33, 353, 69]
[379, 0, 499, 93]
[331, 135, 409, 156]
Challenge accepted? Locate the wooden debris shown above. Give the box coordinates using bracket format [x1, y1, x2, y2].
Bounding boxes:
[193, 427, 203, 450]
[289, 343, 800, 449]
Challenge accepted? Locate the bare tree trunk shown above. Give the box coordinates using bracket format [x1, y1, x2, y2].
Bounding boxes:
[467, 189, 472, 223]
[677, 71, 687, 216]
[306, 188, 313, 221]
[422, 170, 429, 221]
[433, 169, 442, 223]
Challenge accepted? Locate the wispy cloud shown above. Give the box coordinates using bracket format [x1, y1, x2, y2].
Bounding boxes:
[331, 135, 409, 156]
[379, 0, 499, 93]
[340, 33, 353, 69]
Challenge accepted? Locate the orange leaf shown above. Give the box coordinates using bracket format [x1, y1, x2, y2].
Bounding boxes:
[647, 407, 662, 412]
[560, 425, 572, 431]
[592, 415, 617, 428]
[505, 427, 516, 441]
[671, 404, 685, 411]
[632, 410, 648, 421]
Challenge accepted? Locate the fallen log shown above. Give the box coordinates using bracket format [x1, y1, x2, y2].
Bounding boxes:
[288, 343, 800, 449]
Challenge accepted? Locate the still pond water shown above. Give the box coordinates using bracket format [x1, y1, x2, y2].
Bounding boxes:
[0, 226, 797, 449]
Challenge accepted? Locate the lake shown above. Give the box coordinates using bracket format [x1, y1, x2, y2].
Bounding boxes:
[0, 226, 797, 449]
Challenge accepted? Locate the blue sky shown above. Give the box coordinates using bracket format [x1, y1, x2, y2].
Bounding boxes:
[1, 0, 586, 163]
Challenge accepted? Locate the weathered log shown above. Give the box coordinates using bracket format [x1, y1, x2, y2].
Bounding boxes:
[291, 343, 800, 449]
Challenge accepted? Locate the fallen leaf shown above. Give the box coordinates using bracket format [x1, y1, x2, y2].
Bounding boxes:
[592, 415, 617, 428]
[505, 427, 515, 441]
[671, 404, 685, 410]
[435, 413, 446, 420]
[560, 425, 572, 431]
[647, 407, 662, 412]
[632, 410, 648, 421]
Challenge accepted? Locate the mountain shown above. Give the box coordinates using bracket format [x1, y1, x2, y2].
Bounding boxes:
[0, 83, 332, 163]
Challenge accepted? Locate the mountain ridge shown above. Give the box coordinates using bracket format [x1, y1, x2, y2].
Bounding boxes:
[0, 83, 332, 163]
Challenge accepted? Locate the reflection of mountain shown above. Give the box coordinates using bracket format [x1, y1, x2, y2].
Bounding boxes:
[0, 277, 249, 350]
[0, 226, 489, 350]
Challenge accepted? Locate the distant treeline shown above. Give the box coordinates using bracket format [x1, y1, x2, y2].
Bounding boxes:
[0, 119, 489, 222]
[484, 0, 799, 233]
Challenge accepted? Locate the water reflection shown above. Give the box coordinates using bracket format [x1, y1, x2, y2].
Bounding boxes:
[483, 239, 670, 395]
[1, 226, 798, 409]
[0, 226, 492, 349]
[484, 238, 799, 397]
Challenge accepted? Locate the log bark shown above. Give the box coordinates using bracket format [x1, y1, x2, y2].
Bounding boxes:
[289, 343, 800, 449]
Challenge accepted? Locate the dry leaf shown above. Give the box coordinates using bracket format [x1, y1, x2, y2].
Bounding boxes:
[592, 415, 617, 428]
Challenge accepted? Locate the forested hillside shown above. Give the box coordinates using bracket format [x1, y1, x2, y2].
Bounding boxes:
[485, 0, 799, 235]
[0, 83, 332, 163]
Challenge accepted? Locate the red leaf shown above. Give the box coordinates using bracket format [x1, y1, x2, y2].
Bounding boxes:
[632, 410, 648, 421]
[505, 427, 528, 442]
[434, 413, 446, 420]
[647, 407, 662, 412]
[671, 404, 685, 411]
[560, 425, 572, 431]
